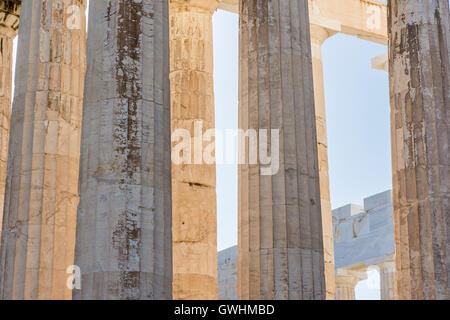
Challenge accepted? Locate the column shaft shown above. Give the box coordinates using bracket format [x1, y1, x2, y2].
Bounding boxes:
[310, 24, 335, 300]
[238, 0, 325, 300]
[334, 269, 366, 300]
[0, 0, 20, 241]
[0, 0, 86, 300]
[73, 0, 172, 300]
[378, 260, 396, 300]
[388, 0, 450, 299]
[170, 0, 218, 300]
[334, 276, 358, 300]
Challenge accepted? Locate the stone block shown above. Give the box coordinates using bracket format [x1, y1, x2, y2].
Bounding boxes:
[364, 190, 392, 212]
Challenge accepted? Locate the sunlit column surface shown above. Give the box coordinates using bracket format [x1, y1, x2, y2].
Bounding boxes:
[0, 0, 20, 242]
[388, 0, 450, 300]
[169, 0, 219, 300]
[238, 0, 325, 300]
[310, 24, 336, 300]
[73, 0, 172, 299]
[0, 0, 86, 300]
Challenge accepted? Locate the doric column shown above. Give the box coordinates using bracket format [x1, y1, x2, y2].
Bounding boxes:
[309, 24, 335, 300]
[0, 0, 20, 241]
[334, 269, 366, 300]
[388, 0, 450, 300]
[238, 0, 325, 300]
[73, 0, 172, 300]
[169, 0, 219, 300]
[0, 0, 86, 300]
[378, 260, 396, 300]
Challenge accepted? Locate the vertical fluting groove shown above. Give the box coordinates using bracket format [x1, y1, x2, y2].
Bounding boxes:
[285, 0, 297, 300]
[280, 0, 299, 300]
[249, 0, 260, 299]
[2, 0, 38, 300]
[162, 0, 172, 298]
[238, 0, 325, 300]
[388, 0, 449, 300]
[0, 0, 86, 300]
[169, 0, 218, 300]
[291, 0, 312, 299]
[269, 0, 290, 300]
[0, 0, 20, 243]
[74, 0, 171, 300]
[147, 0, 157, 299]
[256, 0, 271, 300]
[378, 260, 396, 300]
[300, 0, 323, 298]
[238, 0, 250, 300]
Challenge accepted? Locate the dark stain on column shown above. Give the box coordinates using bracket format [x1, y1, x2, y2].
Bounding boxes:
[110, 0, 143, 300]
[389, 0, 450, 300]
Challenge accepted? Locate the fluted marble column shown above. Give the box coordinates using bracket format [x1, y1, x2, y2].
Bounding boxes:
[169, 0, 219, 300]
[73, 0, 172, 300]
[0, 0, 20, 241]
[334, 269, 366, 300]
[0, 0, 86, 300]
[310, 24, 335, 300]
[388, 0, 450, 300]
[238, 0, 325, 300]
[378, 260, 395, 300]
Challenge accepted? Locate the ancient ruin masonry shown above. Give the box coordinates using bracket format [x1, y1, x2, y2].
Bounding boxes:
[0, 0, 86, 300]
[170, 0, 219, 300]
[0, 0, 19, 242]
[73, 0, 172, 300]
[238, 0, 325, 300]
[388, 0, 450, 300]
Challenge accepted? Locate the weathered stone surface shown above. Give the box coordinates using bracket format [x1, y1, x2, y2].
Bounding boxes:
[0, 0, 86, 300]
[0, 0, 20, 36]
[334, 268, 366, 300]
[73, 0, 172, 300]
[0, 0, 20, 242]
[238, 0, 325, 300]
[310, 24, 336, 300]
[169, 0, 218, 300]
[388, 0, 450, 300]
[378, 258, 395, 300]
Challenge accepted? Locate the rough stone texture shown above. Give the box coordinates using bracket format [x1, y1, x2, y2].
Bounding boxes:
[0, 0, 86, 300]
[334, 268, 366, 300]
[388, 0, 450, 300]
[0, 0, 20, 241]
[73, 0, 172, 300]
[378, 259, 395, 300]
[238, 0, 325, 300]
[169, 0, 218, 300]
[218, 246, 237, 300]
[310, 24, 335, 300]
